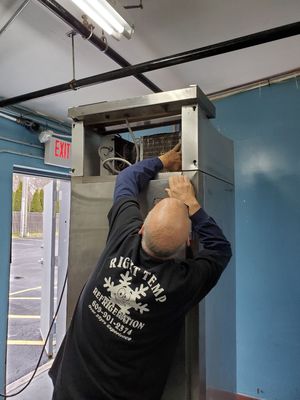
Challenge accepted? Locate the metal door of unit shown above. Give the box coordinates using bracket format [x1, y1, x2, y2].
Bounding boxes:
[67, 173, 204, 399]
[56, 180, 71, 350]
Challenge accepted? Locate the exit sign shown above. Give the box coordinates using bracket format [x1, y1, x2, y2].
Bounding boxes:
[44, 137, 72, 168]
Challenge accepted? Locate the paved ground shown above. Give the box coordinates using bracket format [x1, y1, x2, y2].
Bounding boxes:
[7, 238, 51, 385]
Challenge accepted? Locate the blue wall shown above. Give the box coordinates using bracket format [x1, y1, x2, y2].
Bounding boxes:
[213, 78, 300, 400]
[0, 116, 70, 394]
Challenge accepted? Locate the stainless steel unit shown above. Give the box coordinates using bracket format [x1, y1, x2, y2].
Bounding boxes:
[68, 86, 236, 399]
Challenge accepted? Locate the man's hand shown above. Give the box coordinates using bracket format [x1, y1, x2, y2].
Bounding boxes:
[166, 175, 201, 216]
[159, 143, 181, 172]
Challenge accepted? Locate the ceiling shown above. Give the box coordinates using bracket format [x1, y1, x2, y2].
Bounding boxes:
[0, 0, 300, 124]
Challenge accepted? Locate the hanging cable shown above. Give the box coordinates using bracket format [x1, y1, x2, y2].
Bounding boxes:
[0, 266, 69, 398]
[102, 156, 132, 173]
[98, 146, 132, 175]
[125, 119, 139, 163]
[52, 132, 72, 140]
[98, 120, 139, 174]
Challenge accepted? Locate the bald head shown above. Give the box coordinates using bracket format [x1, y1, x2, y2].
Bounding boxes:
[140, 198, 190, 259]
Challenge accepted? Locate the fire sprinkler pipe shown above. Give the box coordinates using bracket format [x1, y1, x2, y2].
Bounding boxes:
[37, 0, 162, 93]
[0, 21, 299, 107]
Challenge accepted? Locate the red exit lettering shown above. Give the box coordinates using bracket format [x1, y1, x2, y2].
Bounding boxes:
[54, 140, 71, 160]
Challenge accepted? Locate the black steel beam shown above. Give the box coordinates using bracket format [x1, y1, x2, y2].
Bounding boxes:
[37, 0, 162, 93]
[1, 21, 299, 107]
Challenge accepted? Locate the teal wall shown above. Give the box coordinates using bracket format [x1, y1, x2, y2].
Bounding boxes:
[0, 115, 70, 395]
[212, 78, 300, 399]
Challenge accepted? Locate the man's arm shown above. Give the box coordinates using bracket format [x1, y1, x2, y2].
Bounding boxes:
[190, 208, 232, 260]
[107, 144, 182, 240]
[113, 143, 181, 202]
[167, 175, 232, 304]
[113, 158, 163, 203]
[167, 174, 231, 259]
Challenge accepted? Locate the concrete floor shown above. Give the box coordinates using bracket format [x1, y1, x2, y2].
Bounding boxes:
[6, 361, 53, 400]
[7, 238, 49, 384]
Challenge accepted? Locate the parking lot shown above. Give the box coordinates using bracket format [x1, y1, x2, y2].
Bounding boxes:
[7, 238, 50, 385]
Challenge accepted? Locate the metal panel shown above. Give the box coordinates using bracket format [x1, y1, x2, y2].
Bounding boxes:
[72, 123, 104, 177]
[83, 130, 103, 176]
[56, 180, 71, 350]
[40, 180, 56, 356]
[68, 172, 207, 400]
[182, 105, 234, 184]
[68, 86, 215, 124]
[139, 172, 205, 400]
[71, 121, 84, 177]
[67, 178, 115, 321]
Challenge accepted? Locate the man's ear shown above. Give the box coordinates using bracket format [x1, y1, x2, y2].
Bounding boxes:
[138, 224, 144, 236]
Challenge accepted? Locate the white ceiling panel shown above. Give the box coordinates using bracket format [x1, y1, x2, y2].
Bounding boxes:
[0, 0, 299, 122]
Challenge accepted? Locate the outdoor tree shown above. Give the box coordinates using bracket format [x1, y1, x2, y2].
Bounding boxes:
[39, 188, 44, 211]
[13, 182, 22, 211]
[55, 199, 60, 213]
[30, 189, 43, 212]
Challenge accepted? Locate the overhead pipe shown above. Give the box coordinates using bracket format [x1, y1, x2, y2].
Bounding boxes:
[0, 111, 39, 131]
[0, 0, 31, 36]
[37, 0, 162, 93]
[0, 21, 300, 107]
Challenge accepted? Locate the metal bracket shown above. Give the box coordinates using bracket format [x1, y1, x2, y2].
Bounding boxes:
[124, 0, 143, 9]
[81, 15, 95, 40]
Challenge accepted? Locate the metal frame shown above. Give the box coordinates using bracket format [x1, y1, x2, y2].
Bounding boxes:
[70, 86, 233, 185]
[71, 86, 217, 178]
[67, 86, 235, 399]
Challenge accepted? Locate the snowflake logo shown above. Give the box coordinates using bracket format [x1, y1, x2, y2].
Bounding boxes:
[103, 271, 149, 315]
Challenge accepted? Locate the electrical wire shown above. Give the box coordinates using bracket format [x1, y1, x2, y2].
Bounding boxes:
[51, 132, 71, 140]
[0, 268, 69, 398]
[98, 120, 139, 174]
[102, 157, 131, 174]
[125, 119, 139, 163]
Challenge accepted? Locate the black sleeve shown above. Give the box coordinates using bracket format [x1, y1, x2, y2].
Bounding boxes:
[106, 197, 143, 244]
[107, 158, 163, 244]
[179, 208, 232, 310]
[181, 249, 232, 311]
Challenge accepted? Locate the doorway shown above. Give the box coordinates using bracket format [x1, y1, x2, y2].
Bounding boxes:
[6, 172, 70, 388]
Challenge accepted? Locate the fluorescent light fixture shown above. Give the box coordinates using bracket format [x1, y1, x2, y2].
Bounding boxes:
[71, 0, 134, 40]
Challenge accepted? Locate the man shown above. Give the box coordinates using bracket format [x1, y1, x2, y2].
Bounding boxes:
[49, 144, 232, 400]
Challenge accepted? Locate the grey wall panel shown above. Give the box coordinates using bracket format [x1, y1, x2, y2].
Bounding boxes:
[67, 178, 115, 322]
